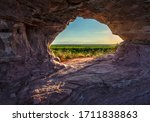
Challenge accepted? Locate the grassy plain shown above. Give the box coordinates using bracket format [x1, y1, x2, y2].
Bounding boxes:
[50, 44, 118, 61]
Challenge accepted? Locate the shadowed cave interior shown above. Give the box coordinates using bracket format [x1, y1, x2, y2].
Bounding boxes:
[0, 0, 150, 104]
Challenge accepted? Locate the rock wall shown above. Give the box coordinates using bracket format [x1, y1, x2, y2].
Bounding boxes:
[0, 0, 150, 83]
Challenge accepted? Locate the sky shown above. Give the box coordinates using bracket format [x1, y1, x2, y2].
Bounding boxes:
[52, 17, 123, 45]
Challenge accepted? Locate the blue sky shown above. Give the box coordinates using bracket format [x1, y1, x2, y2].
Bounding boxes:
[52, 17, 123, 45]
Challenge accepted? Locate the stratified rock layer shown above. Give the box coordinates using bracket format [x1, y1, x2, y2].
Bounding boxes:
[0, 0, 150, 104]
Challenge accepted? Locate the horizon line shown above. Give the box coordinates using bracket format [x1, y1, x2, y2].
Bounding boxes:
[51, 43, 120, 45]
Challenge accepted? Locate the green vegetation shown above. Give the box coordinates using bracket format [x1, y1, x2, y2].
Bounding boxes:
[50, 44, 118, 62]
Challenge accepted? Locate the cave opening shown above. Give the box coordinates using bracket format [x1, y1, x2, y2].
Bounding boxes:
[50, 17, 123, 64]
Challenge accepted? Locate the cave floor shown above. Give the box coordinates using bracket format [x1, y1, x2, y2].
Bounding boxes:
[1, 57, 150, 105]
[62, 57, 94, 66]
[18, 56, 150, 105]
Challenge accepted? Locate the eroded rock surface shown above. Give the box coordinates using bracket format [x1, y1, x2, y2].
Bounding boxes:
[2, 53, 150, 105]
[0, 0, 150, 104]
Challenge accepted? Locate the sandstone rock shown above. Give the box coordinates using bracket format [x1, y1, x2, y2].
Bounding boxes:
[0, 0, 150, 83]
[0, 0, 150, 104]
[114, 41, 150, 67]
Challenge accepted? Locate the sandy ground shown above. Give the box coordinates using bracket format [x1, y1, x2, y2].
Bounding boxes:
[62, 57, 95, 65]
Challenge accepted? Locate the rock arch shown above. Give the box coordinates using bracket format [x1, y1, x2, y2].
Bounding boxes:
[0, 0, 150, 104]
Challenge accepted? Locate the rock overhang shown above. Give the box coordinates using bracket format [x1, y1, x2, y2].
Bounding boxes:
[0, 0, 150, 41]
[1, 0, 150, 105]
[0, 0, 150, 83]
